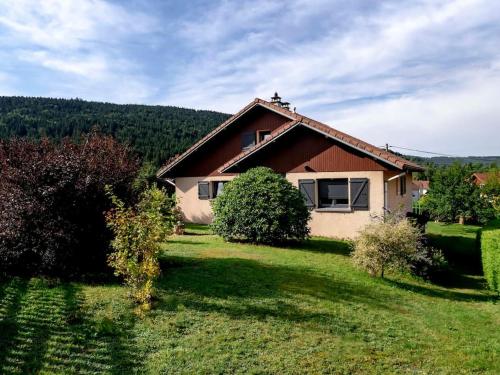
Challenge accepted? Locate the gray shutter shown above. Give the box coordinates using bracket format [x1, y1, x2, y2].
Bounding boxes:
[198, 181, 209, 200]
[299, 179, 315, 208]
[350, 178, 369, 210]
[241, 132, 256, 149]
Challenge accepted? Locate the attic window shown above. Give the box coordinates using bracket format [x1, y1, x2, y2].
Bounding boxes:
[241, 132, 256, 150]
[258, 130, 271, 142]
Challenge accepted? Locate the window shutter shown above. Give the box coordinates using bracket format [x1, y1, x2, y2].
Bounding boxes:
[299, 179, 315, 208]
[241, 132, 256, 150]
[198, 181, 209, 200]
[350, 178, 369, 210]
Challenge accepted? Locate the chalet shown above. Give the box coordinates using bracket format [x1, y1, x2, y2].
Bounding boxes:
[157, 94, 424, 238]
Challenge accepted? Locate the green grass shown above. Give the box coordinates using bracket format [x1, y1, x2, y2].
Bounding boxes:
[1, 225, 499, 374]
[426, 222, 482, 273]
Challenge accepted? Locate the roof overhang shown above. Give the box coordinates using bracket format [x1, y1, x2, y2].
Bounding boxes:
[221, 122, 422, 173]
[156, 100, 294, 178]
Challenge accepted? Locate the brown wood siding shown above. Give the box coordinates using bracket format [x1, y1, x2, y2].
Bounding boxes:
[173, 106, 290, 177]
[230, 126, 394, 173]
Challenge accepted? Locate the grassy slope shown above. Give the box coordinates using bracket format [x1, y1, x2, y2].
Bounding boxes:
[0, 224, 498, 374]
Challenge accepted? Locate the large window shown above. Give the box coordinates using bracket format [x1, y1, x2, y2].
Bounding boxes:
[318, 179, 349, 208]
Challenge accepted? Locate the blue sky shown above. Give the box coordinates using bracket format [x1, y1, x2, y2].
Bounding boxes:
[1, 0, 499, 156]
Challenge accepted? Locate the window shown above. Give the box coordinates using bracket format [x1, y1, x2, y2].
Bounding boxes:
[198, 181, 209, 200]
[212, 181, 227, 198]
[241, 132, 256, 150]
[399, 175, 406, 195]
[318, 179, 349, 208]
[258, 130, 271, 142]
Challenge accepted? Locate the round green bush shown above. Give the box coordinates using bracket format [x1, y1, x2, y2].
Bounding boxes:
[211, 167, 310, 244]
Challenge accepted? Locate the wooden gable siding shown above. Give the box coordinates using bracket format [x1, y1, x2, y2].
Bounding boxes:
[228, 126, 392, 173]
[174, 106, 290, 177]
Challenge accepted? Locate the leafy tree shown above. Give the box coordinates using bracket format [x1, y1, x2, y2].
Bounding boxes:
[211, 167, 310, 244]
[0, 132, 139, 275]
[424, 163, 495, 224]
[106, 185, 175, 312]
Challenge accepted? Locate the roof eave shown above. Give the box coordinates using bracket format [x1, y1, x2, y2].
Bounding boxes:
[157, 100, 296, 178]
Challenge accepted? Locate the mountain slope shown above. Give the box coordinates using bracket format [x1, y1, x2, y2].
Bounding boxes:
[0, 96, 230, 165]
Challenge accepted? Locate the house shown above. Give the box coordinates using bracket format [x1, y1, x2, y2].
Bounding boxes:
[472, 172, 499, 187]
[411, 180, 429, 201]
[157, 94, 424, 238]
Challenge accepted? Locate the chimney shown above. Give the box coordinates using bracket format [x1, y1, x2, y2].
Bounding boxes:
[271, 92, 281, 104]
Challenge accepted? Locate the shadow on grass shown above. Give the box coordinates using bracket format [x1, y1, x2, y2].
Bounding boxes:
[426, 231, 482, 275]
[0, 278, 141, 375]
[287, 237, 352, 256]
[158, 255, 399, 322]
[384, 278, 496, 302]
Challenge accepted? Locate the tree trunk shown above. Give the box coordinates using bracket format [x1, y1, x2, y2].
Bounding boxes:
[458, 215, 464, 225]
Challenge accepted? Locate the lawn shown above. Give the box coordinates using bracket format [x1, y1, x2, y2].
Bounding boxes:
[0, 224, 499, 374]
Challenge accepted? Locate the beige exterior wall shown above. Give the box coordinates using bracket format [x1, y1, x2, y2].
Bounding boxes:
[176, 170, 412, 239]
[286, 171, 385, 238]
[384, 172, 413, 214]
[175, 176, 236, 224]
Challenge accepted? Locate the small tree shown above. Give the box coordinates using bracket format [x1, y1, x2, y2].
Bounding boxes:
[106, 185, 175, 311]
[352, 214, 423, 278]
[211, 167, 310, 244]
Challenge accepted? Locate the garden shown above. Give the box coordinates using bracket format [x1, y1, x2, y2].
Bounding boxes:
[0, 138, 499, 374]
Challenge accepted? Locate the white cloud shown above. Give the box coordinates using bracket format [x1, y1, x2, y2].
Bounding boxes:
[323, 66, 500, 156]
[159, 0, 500, 155]
[0, 0, 157, 103]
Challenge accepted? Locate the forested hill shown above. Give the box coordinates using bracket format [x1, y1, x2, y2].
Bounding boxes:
[1, 96, 497, 168]
[0, 96, 230, 166]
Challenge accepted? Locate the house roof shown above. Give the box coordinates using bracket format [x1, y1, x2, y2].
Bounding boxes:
[157, 98, 424, 177]
[472, 172, 499, 185]
[412, 180, 429, 190]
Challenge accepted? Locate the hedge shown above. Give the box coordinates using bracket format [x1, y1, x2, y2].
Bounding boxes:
[481, 219, 500, 293]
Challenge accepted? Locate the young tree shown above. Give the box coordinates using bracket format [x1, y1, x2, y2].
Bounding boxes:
[106, 185, 175, 311]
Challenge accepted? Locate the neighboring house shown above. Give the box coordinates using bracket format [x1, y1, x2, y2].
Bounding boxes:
[472, 172, 499, 187]
[157, 95, 424, 238]
[411, 180, 429, 202]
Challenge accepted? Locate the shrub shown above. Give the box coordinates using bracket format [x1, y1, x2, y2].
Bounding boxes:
[106, 185, 175, 311]
[211, 167, 310, 244]
[0, 132, 139, 275]
[352, 214, 427, 278]
[481, 219, 500, 293]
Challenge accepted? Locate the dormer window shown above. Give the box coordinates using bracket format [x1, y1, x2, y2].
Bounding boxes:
[241, 132, 256, 150]
[258, 130, 271, 142]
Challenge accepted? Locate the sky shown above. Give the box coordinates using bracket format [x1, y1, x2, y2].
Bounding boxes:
[0, 0, 499, 156]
